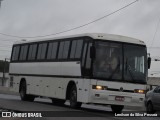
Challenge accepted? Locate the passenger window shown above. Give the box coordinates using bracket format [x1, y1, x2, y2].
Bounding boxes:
[75, 40, 83, 58]
[12, 46, 20, 61]
[28, 44, 37, 60]
[58, 42, 64, 59]
[70, 41, 76, 58]
[86, 43, 92, 69]
[37, 43, 47, 60]
[19, 45, 28, 60]
[62, 41, 70, 59]
[70, 40, 83, 59]
[82, 43, 87, 67]
[47, 42, 58, 59]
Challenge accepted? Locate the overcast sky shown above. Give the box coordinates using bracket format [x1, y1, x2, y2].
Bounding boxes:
[0, 0, 160, 75]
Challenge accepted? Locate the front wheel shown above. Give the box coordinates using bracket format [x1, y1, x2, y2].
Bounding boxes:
[69, 85, 82, 109]
[111, 105, 124, 113]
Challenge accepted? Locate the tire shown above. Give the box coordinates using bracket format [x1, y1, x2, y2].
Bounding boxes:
[69, 85, 82, 109]
[19, 81, 35, 102]
[52, 98, 65, 105]
[146, 102, 156, 114]
[111, 105, 124, 113]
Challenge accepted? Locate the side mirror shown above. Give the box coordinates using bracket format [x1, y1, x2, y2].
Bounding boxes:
[90, 46, 96, 59]
[148, 57, 151, 69]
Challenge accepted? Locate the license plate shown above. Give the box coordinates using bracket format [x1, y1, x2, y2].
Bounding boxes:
[115, 96, 125, 101]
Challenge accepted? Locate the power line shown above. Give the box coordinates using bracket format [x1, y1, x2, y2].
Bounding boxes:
[149, 16, 160, 50]
[0, 0, 138, 39]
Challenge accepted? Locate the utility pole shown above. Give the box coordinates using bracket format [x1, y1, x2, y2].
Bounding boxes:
[2, 58, 6, 86]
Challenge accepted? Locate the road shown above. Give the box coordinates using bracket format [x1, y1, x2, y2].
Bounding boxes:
[0, 94, 159, 120]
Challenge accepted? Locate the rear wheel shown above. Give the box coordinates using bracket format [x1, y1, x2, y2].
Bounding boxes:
[147, 102, 156, 114]
[69, 85, 82, 108]
[19, 81, 35, 102]
[111, 105, 124, 113]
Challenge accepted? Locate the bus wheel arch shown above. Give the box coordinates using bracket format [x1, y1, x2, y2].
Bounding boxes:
[19, 78, 27, 100]
[66, 81, 82, 108]
[19, 78, 35, 102]
[66, 81, 75, 100]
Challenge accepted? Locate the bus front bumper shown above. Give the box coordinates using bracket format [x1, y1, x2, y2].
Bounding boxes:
[89, 90, 145, 107]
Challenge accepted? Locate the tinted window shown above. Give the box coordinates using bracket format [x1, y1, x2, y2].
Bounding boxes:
[82, 43, 87, 67]
[58, 42, 64, 59]
[28, 44, 37, 60]
[75, 40, 83, 58]
[11, 46, 16, 61]
[70, 41, 77, 58]
[62, 41, 70, 59]
[19, 45, 28, 60]
[47, 42, 58, 59]
[93, 42, 123, 80]
[37, 43, 47, 60]
[12, 46, 20, 61]
[86, 43, 92, 69]
[70, 40, 83, 59]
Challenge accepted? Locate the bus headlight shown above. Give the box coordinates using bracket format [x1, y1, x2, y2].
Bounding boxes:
[134, 89, 145, 94]
[92, 85, 107, 90]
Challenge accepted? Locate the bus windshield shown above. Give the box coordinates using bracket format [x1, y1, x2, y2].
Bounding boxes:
[93, 41, 147, 84]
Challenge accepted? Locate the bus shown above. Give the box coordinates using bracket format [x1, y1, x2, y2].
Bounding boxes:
[9, 33, 150, 113]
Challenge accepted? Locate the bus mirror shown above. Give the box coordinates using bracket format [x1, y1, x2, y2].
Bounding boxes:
[90, 46, 96, 59]
[148, 57, 151, 69]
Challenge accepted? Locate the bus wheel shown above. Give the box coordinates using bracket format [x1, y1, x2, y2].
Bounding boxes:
[19, 81, 35, 102]
[111, 105, 124, 113]
[69, 85, 82, 109]
[52, 98, 65, 105]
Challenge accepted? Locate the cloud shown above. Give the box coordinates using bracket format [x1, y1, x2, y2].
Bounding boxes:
[0, 0, 160, 60]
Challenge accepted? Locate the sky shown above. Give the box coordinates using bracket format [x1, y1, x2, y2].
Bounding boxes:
[0, 0, 160, 76]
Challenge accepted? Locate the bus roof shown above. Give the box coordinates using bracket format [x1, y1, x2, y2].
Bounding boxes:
[13, 33, 146, 46]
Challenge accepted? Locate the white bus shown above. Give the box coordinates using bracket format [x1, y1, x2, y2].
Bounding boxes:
[9, 33, 150, 113]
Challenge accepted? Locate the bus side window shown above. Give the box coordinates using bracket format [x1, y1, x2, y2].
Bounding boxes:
[82, 43, 87, 67]
[75, 40, 83, 58]
[28, 44, 38, 60]
[19, 45, 28, 61]
[70, 40, 76, 59]
[86, 43, 92, 69]
[58, 41, 65, 59]
[70, 39, 83, 59]
[47, 42, 58, 60]
[11, 46, 20, 61]
[82, 42, 92, 76]
[62, 41, 70, 59]
[37, 43, 47, 60]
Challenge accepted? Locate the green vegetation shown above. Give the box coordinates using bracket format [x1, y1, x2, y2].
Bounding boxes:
[0, 60, 9, 72]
